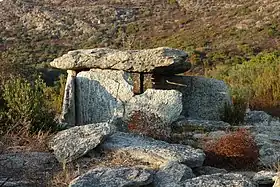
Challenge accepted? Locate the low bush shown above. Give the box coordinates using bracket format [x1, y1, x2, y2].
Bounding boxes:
[204, 129, 259, 170]
[0, 76, 61, 134]
[127, 110, 171, 141]
[207, 52, 280, 111]
[222, 96, 248, 125]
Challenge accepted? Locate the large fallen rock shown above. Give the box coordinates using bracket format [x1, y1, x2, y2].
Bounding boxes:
[69, 167, 153, 187]
[100, 132, 205, 168]
[49, 123, 115, 162]
[124, 89, 182, 129]
[76, 69, 134, 125]
[183, 173, 256, 187]
[154, 161, 195, 187]
[50, 47, 191, 74]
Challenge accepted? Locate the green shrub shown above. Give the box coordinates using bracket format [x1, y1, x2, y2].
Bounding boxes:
[221, 94, 248, 125]
[208, 51, 280, 110]
[44, 74, 66, 116]
[0, 76, 60, 134]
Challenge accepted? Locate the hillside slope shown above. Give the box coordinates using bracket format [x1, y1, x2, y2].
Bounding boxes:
[0, 0, 279, 78]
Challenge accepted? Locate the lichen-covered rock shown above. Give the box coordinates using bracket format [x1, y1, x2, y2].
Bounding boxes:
[50, 47, 191, 74]
[76, 69, 134, 125]
[69, 167, 153, 187]
[245, 110, 272, 125]
[154, 161, 195, 187]
[60, 70, 76, 126]
[183, 173, 256, 187]
[124, 89, 182, 126]
[100, 132, 205, 168]
[49, 123, 115, 162]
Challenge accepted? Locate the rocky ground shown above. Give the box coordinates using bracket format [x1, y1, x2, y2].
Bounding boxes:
[1, 110, 280, 187]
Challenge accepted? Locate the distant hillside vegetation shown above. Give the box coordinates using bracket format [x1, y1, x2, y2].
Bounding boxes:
[0, 0, 279, 78]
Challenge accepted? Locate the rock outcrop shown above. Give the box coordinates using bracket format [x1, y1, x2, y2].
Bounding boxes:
[49, 123, 115, 162]
[100, 132, 205, 168]
[69, 167, 153, 187]
[50, 47, 191, 74]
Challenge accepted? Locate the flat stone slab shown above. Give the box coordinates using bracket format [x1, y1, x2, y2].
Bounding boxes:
[69, 167, 153, 187]
[100, 132, 205, 168]
[172, 119, 230, 133]
[50, 47, 190, 74]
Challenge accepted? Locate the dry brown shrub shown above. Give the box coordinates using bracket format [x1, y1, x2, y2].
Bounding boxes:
[127, 110, 171, 141]
[204, 129, 259, 170]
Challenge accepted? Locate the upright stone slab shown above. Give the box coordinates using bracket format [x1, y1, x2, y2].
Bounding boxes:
[153, 75, 231, 120]
[76, 69, 134, 125]
[60, 70, 76, 126]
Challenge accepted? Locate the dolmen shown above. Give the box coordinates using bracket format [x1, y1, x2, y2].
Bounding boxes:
[50, 47, 231, 127]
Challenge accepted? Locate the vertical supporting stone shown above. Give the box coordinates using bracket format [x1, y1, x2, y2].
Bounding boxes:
[131, 73, 141, 94]
[60, 70, 76, 126]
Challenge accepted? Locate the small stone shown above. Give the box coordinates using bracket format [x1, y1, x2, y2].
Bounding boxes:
[69, 167, 153, 187]
[193, 166, 227, 176]
[154, 161, 195, 187]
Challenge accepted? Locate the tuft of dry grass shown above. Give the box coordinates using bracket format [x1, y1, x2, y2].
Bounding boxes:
[0, 128, 51, 153]
[50, 150, 156, 186]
